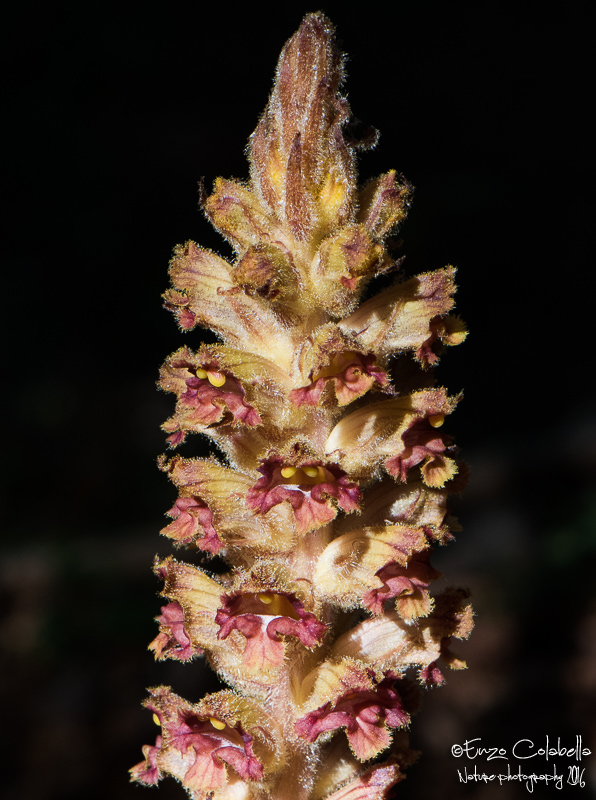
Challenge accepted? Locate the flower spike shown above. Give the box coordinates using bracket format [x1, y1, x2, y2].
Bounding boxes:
[133, 12, 472, 799]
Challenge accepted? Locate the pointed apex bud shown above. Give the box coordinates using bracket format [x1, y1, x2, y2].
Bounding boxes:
[249, 12, 355, 242]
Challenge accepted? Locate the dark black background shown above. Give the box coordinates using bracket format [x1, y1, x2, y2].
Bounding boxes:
[3, 1, 595, 798]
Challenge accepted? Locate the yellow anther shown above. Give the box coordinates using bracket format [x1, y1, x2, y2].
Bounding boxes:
[302, 466, 320, 479]
[195, 368, 208, 379]
[428, 414, 445, 428]
[281, 466, 297, 478]
[152, 713, 161, 726]
[209, 717, 226, 730]
[207, 371, 227, 388]
[258, 592, 274, 604]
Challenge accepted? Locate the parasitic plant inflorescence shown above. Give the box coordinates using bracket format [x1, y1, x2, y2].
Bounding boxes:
[131, 13, 473, 800]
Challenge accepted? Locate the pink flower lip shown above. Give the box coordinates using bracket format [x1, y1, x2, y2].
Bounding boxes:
[130, 735, 162, 785]
[246, 456, 360, 534]
[311, 350, 385, 384]
[162, 355, 262, 445]
[215, 591, 327, 669]
[149, 600, 200, 662]
[162, 495, 223, 554]
[385, 417, 454, 483]
[179, 362, 262, 427]
[173, 710, 264, 788]
[290, 350, 388, 407]
[363, 554, 439, 615]
[295, 672, 410, 760]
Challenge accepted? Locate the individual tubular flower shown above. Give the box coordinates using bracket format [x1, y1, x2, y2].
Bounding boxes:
[362, 553, 439, 619]
[295, 660, 410, 761]
[159, 454, 299, 554]
[338, 266, 466, 362]
[232, 243, 299, 304]
[162, 495, 222, 553]
[311, 223, 388, 303]
[159, 345, 262, 446]
[289, 324, 389, 408]
[131, 687, 276, 798]
[160, 344, 295, 448]
[216, 589, 327, 672]
[246, 454, 360, 535]
[134, 12, 472, 800]
[152, 556, 223, 655]
[154, 555, 328, 685]
[149, 601, 201, 662]
[383, 413, 458, 487]
[314, 525, 440, 620]
[325, 388, 460, 485]
[290, 349, 387, 407]
[331, 589, 474, 683]
[163, 242, 295, 369]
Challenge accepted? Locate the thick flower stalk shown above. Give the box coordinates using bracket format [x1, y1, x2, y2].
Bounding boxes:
[132, 13, 472, 800]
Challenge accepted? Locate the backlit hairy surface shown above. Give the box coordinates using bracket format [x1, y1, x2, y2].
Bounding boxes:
[132, 13, 470, 799]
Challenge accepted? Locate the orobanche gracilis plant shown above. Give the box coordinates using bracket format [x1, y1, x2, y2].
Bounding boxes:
[131, 13, 473, 800]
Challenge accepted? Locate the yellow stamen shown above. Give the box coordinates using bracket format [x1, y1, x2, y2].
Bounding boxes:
[257, 593, 300, 619]
[281, 466, 297, 478]
[428, 414, 445, 428]
[207, 371, 227, 388]
[302, 466, 320, 478]
[152, 713, 161, 726]
[195, 368, 208, 379]
[209, 717, 226, 730]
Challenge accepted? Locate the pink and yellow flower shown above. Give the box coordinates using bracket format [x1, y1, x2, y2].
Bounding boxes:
[131, 688, 271, 795]
[296, 662, 410, 760]
[247, 455, 360, 534]
[216, 590, 327, 671]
